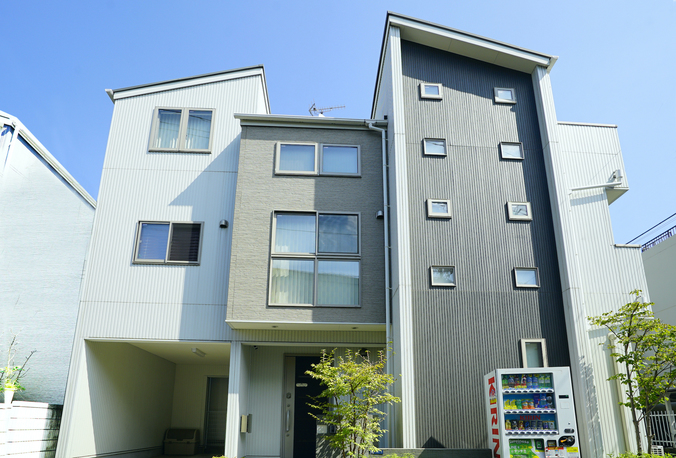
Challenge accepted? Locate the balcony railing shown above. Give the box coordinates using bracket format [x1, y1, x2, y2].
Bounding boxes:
[642, 225, 676, 252]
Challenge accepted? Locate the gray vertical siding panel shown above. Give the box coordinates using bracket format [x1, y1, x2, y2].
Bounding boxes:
[399, 41, 569, 448]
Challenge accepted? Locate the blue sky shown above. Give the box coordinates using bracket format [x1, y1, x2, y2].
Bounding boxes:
[2, 0, 674, 243]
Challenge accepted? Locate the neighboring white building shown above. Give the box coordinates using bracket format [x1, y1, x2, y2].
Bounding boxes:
[640, 218, 676, 325]
[0, 111, 96, 405]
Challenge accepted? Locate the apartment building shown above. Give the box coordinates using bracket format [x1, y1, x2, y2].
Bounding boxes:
[56, 12, 649, 458]
[0, 111, 95, 405]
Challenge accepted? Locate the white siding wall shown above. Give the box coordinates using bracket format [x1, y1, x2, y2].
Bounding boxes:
[58, 72, 268, 458]
[0, 131, 94, 405]
[531, 83, 648, 457]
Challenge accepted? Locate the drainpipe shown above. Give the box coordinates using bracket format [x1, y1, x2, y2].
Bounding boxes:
[367, 120, 393, 444]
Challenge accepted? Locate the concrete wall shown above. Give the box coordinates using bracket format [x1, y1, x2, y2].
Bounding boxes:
[0, 127, 94, 405]
[170, 364, 228, 443]
[59, 341, 175, 458]
[642, 234, 676, 326]
[227, 125, 385, 325]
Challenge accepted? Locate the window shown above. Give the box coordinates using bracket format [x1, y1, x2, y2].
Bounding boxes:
[426, 199, 452, 218]
[514, 268, 539, 288]
[149, 108, 214, 153]
[507, 202, 532, 221]
[423, 138, 447, 156]
[520, 339, 549, 368]
[420, 83, 443, 100]
[275, 143, 360, 176]
[270, 212, 360, 306]
[134, 221, 203, 264]
[430, 266, 456, 286]
[500, 142, 524, 160]
[494, 87, 516, 104]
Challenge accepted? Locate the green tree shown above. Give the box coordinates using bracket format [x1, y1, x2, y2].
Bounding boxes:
[306, 348, 400, 458]
[588, 291, 676, 455]
[1, 335, 35, 394]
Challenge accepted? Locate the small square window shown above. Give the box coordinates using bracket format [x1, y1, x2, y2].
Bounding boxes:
[494, 87, 516, 104]
[423, 138, 447, 156]
[514, 268, 539, 288]
[276, 143, 317, 175]
[149, 108, 214, 153]
[134, 221, 203, 264]
[321, 145, 360, 175]
[420, 83, 443, 100]
[500, 142, 524, 160]
[507, 202, 532, 221]
[426, 199, 452, 218]
[430, 266, 456, 286]
[520, 339, 549, 368]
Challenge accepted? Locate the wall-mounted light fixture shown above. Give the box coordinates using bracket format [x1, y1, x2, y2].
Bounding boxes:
[191, 348, 206, 357]
[219, 220, 229, 228]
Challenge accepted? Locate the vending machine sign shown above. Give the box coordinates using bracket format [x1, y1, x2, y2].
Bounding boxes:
[487, 375, 501, 458]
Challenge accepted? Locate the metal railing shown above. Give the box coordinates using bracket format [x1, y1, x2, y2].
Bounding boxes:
[650, 411, 676, 448]
[642, 225, 676, 252]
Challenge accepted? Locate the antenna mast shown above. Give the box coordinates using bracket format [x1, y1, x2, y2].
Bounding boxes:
[309, 102, 345, 117]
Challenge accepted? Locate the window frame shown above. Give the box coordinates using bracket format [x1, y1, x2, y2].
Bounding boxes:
[133, 221, 204, 265]
[494, 87, 517, 104]
[274, 142, 361, 177]
[320, 144, 361, 177]
[274, 142, 318, 175]
[426, 199, 452, 219]
[269, 211, 361, 307]
[500, 142, 524, 160]
[520, 338, 549, 368]
[423, 138, 447, 156]
[430, 266, 456, 287]
[420, 83, 443, 100]
[148, 107, 215, 154]
[507, 201, 533, 221]
[513, 267, 540, 288]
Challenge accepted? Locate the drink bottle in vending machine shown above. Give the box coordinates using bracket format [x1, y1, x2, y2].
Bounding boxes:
[485, 367, 580, 458]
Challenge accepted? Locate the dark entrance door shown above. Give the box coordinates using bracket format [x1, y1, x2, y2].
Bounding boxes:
[283, 356, 323, 458]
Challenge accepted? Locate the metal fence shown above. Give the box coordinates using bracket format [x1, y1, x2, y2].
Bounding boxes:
[642, 225, 676, 252]
[650, 410, 676, 448]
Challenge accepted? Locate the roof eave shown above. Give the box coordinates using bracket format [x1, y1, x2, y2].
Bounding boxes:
[371, 12, 557, 118]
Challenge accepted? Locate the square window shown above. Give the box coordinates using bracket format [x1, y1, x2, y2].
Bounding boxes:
[500, 142, 524, 160]
[276, 143, 317, 174]
[321, 145, 360, 175]
[134, 221, 203, 264]
[270, 212, 360, 306]
[520, 339, 549, 368]
[423, 138, 447, 156]
[430, 266, 456, 286]
[420, 83, 443, 100]
[149, 107, 214, 153]
[426, 199, 452, 218]
[514, 268, 539, 288]
[507, 202, 532, 221]
[494, 87, 516, 104]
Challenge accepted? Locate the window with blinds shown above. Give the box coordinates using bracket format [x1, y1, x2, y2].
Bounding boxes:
[134, 221, 203, 264]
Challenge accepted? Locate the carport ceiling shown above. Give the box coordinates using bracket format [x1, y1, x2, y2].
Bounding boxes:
[128, 341, 231, 365]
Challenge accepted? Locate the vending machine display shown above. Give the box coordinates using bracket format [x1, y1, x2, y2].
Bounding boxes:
[485, 367, 580, 458]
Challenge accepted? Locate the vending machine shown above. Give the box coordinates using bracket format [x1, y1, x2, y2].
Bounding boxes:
[484, 367, 580, 458]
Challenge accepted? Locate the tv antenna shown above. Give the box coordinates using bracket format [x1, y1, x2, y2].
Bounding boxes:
[309, 102, 345, 117]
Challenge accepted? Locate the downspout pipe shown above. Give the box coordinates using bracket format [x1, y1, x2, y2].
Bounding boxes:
[367, 120, 393, 443]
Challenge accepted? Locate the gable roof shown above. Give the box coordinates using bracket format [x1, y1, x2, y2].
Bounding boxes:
[0, 111, 96, 208]
[106, 65, 271, 114]
[371, 12, 558, 118]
